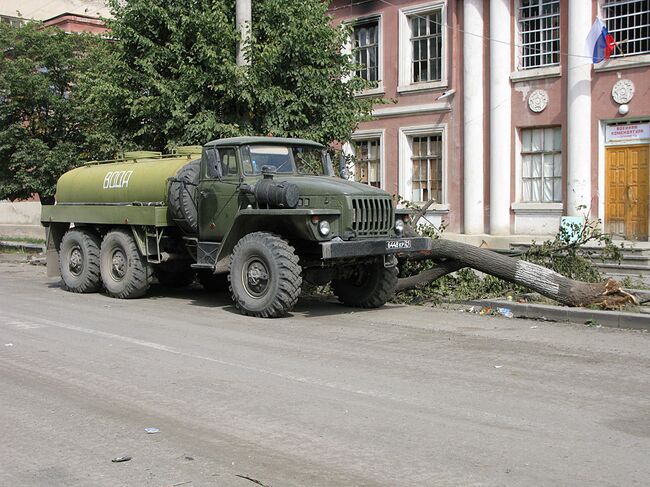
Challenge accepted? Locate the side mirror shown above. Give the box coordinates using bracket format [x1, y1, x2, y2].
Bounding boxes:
[338, 153, 349, 179]
[205, 148, 222, 179]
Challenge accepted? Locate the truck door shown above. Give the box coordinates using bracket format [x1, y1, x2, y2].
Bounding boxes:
[198, 147, 241, 241]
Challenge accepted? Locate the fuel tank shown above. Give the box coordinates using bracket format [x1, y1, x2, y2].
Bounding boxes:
[55, 149, 201, 205]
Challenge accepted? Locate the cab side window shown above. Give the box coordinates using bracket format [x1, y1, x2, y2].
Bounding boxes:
[219, 148, 238, 177]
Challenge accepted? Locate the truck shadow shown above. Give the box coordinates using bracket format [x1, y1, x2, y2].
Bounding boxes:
[46, 281, 402, 318]
[148, 285, 394, 318]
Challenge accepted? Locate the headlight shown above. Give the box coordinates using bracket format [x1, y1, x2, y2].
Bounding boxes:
[394, 219, 405, 235]
[318, 220, 331, 236]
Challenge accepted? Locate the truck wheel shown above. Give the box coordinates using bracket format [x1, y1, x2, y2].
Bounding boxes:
[154, 265, 196, 288]
[59, 228, 102, 293]
[229, 232, 302, 318]
[100, 229, 151, 299]
[197, 270, 229, 292]
[332, 261, 398, 308]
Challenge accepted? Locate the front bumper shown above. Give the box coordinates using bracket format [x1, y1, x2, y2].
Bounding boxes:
[321, 237, 432, 260]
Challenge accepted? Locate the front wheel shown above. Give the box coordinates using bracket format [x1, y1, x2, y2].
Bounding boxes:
[100, 229, 152, 299]
[229, 232, 302, 318]
[332, 261, 398, 309]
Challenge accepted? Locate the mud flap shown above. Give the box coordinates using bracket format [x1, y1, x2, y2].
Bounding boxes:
[45, 227, 61, 278]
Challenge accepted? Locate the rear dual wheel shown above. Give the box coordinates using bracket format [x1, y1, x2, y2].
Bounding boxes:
[100, 229, 151, 299]
[59, 228, 102, 293]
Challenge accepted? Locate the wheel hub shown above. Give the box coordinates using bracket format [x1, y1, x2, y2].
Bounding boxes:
[69, 247, 83, 276]
[110, 249, 127, 280]
[243, 259, 270, 297]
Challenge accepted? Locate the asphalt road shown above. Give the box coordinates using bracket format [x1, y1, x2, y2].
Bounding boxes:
[0, 261, 649, 487]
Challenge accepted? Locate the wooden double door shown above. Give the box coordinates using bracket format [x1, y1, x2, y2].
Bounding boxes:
[605, 144, 650, 240]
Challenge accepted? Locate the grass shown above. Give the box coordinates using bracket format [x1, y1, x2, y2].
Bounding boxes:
[0, 235, 45, 245]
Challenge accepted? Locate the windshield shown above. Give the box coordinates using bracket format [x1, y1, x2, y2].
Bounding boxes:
[244, 145, 327, 176]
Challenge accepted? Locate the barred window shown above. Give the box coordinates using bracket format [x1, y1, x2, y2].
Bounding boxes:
[521, 127, 562, 203]
[353, 20, 379, 82]
[411, 135, 442, 202]
[518, 0, 560, 69]
[410, 10, 443, 82]
[602, 0, 650, 57]
[353, 139, 381, 188]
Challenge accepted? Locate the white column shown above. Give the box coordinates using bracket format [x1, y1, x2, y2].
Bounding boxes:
[489, 0, 512, 235]
[567, 1, 592, 215]
[236, 0, 251, 66]
[463, 0, 485, 234]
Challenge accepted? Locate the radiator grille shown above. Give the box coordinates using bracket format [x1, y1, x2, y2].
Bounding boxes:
[351, 197, 393, 236]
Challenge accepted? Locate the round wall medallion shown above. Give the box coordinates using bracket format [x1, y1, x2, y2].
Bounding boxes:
[528, 89, 548, 113]
[612, 79, 634, 104]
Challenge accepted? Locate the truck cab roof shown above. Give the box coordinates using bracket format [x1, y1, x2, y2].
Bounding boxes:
[204, 136, 324, 149]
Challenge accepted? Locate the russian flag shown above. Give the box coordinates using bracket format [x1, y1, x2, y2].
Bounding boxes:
[585, 18, 616, 63]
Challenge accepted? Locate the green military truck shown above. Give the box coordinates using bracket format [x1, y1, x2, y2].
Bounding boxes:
[41, 137, 430, 317]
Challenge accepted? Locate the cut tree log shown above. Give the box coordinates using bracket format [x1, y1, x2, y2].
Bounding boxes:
[397, 238, 638, 308]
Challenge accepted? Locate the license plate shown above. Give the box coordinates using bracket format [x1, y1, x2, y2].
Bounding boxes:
[386, 240, 412, 250]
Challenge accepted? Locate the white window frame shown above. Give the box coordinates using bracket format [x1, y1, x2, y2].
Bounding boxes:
[515, 0, 561, 71]
[343, 14, 384, 96]
[343, 129, 385, 188]
[515, 126, 563, 204]
[398, 1, 448, 93]
[398, 124, 448, 206]
[601, 0, 650, 58]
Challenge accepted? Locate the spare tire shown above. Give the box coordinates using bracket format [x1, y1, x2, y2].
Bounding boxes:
[168, 159, 200, 233]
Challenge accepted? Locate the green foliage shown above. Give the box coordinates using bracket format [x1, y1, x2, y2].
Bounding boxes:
[0, 22, 109, 202]
[522, 217, 623, 283]
[93, 0, 375, 151]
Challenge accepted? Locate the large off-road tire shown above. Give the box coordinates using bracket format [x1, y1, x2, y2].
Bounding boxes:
[59, 228, 102, 293]
[197, 270, 229, 292]
[168, 159, 200, 233]
[332, 261, 398, 308]
[100, 229, 152, 299]
[154, 265, 196, 288]
[229, 232, 302, 318]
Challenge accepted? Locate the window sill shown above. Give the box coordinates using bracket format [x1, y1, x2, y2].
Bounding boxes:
[594, 53, 650, 72]
[354, 85, 385, 98]
[510, 65, 561, 83]
[511, 202, 563, 214]
[397, 81, 447, 94]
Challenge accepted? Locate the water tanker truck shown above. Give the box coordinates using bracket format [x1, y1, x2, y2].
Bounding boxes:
[41, 137, 431, 317]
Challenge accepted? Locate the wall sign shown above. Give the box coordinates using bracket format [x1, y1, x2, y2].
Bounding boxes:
[606, 123, 650, 143]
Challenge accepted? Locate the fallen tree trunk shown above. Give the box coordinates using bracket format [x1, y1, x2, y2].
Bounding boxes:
[398, 238, 638, 308]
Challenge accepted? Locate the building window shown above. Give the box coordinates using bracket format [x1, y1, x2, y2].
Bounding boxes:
[353, 20, 380, 83]
[521, 127, 562, 203]
[518, 0, 560, 69]
[1, 15, 25, 28]
[353, 139, 381, 187]
[602, 0, 650, 57]
[410, 10, 443, 83]
[398, 3, 446, 91]
[411, 134, 443, 202]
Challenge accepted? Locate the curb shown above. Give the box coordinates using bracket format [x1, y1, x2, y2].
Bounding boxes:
[465, 299, 650, 332]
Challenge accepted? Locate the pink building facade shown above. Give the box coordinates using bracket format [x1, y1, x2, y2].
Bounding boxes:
[329, 0, 650, 242]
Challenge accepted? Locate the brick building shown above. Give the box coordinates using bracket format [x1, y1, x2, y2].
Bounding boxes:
[329, 0, 650, 243]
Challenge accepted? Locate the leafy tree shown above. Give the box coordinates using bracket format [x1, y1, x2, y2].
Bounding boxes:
[0, 22, 110, 202]
[96, 0, 375, 150]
